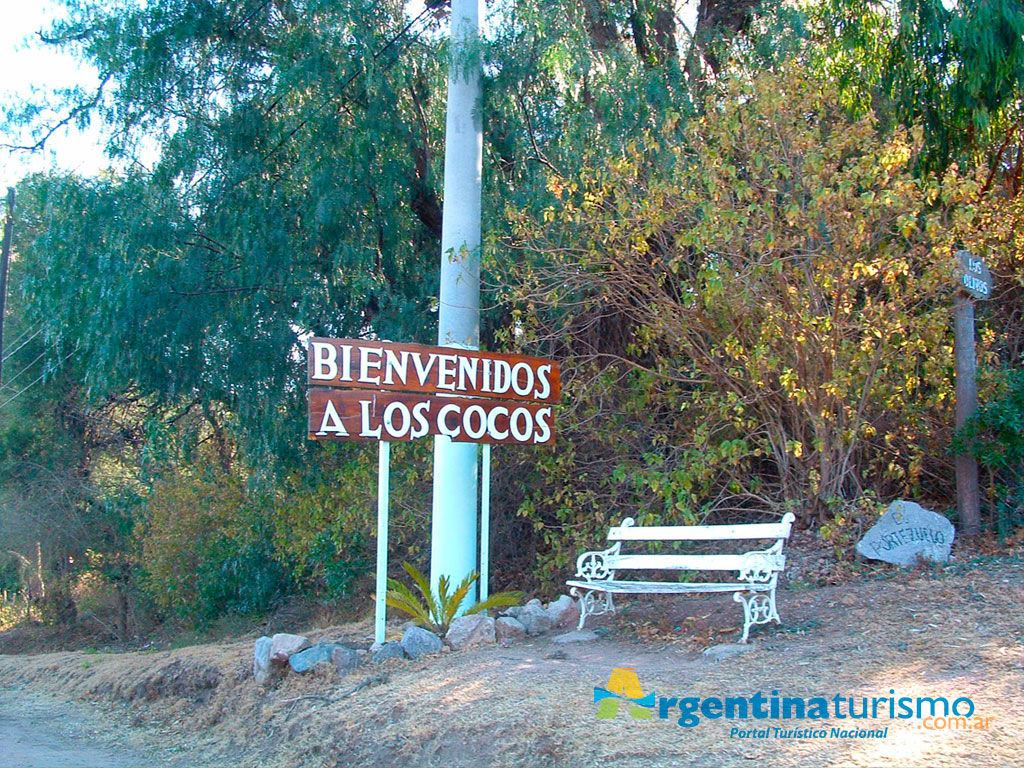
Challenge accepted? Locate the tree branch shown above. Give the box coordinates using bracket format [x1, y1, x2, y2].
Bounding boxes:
[2, 74, 112, 153]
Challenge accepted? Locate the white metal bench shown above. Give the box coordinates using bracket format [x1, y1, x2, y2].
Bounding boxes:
[567, 513, 796, 643]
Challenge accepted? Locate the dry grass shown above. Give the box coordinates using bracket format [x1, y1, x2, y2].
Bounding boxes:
[0, 560, 1022, 768]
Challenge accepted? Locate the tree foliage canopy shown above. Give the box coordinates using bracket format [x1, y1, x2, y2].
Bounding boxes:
[2, 0, 1023, 629]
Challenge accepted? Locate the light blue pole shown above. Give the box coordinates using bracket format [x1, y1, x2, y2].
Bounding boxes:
[480, 443, 491, 601]
[375, 440, 391, 645]
[430, 0, 483, 604]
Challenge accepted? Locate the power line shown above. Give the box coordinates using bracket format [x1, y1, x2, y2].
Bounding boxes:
[0, 371, 47, 410]
[1, 328, 42, 362]
[0, 347, 46, 391]
[0, 347, 77, 411]
[3, 323, 41, 353]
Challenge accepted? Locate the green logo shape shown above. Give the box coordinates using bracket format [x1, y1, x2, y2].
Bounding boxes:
[594, 668, 655, 719]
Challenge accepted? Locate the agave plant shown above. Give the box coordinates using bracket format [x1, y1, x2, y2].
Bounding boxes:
[386, 562, 524, 636]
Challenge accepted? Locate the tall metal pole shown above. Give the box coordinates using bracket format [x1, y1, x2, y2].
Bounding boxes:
[0, 188, 14, 386]
[430, 0, 483, 600]
[954, 291, 981, 535]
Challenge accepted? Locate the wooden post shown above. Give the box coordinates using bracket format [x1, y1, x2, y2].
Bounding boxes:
[954, 291, 981, 535]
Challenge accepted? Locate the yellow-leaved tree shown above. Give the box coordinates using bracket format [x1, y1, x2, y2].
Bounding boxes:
[501, 67, 985, 537]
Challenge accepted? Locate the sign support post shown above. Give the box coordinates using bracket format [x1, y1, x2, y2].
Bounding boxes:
[375, 440, 391, 645]
[479, 443, 491, 602]
[953, 250, 991, 536]
[953, 293, 981, 536]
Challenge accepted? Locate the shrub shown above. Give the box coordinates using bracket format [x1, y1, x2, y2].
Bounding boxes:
[0, 557, 21, 595]
[955, 368, 1024, 537]
[139, 467, 288, 625]
[270, 440, 432, 602]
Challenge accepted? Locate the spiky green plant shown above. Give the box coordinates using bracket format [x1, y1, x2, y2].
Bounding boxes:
[386, 562, 524, 636]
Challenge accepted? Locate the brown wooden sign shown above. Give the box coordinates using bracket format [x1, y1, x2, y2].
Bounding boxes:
[955, 249, 992, 300]
[307, 338, 560, 404]
[308, 389, 555, 445]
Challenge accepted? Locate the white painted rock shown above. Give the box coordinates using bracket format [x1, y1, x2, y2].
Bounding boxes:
[856, 500, 955, 566]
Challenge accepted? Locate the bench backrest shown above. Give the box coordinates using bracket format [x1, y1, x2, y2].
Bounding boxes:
[608, 513, 795, 543]
[603, 513, 796, 576]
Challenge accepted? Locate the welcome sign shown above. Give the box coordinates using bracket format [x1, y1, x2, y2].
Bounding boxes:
[306, 339, 559, 445]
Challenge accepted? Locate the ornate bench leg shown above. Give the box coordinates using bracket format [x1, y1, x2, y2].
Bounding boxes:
[571, 587, 616, 630]
[734, 591, 776, 643]
[570, 587, 587, 629]
[604, 591, 615, 616]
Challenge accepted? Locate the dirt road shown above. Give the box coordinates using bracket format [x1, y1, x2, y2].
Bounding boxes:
[0, 690, 169, 768]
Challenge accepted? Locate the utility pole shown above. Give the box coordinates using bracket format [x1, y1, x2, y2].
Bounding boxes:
[0, 187, 14, 386]
[430, 0, 483, 599]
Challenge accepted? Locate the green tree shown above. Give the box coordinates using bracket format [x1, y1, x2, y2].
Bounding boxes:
[817, 0, 1024, 176]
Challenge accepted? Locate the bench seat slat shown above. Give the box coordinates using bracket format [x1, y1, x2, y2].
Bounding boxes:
[609, 521, 792, 542]
[608, 553, 784, 571]
[567, 580, 771, 594]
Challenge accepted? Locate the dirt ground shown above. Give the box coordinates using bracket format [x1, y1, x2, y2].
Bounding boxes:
[0, 558, 1022, 768]
[0, 688, 171, 768]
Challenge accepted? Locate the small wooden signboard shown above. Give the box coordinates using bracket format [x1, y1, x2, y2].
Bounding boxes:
[956, 249, 992, 300]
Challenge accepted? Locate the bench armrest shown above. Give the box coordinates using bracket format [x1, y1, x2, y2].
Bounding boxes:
[739, 552, 785, 583]
[574, 542, 622, 581]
